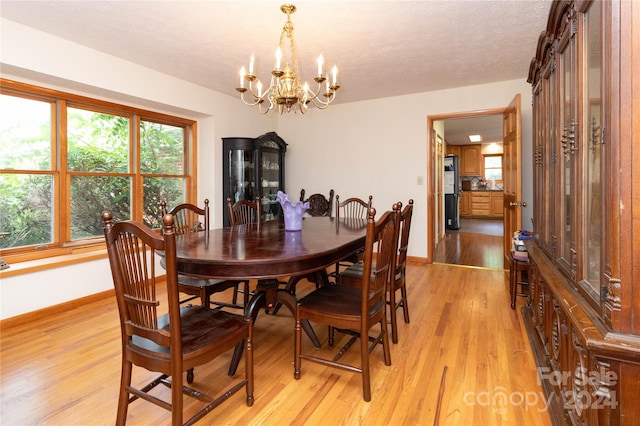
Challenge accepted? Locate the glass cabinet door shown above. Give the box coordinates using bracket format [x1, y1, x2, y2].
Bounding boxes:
[581, 0, 603, 298]
[222, 137, 258, 226]
[558, 14, 577, 277]
[258, 149, 282, 221]
[542, 58, 557, 258]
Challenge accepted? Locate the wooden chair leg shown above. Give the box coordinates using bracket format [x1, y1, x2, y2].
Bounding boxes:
[294, 318, 302, 380]
[232, 285, 239, 305]
[360, 328, 371, 402]
[171, 367, 183, 425]
[389, 289, 399, 344]
[401, 286, 410, 323]
[117, 359, 132, 425]
[245, 322, 254, 407]
[381, 319, 391, 366]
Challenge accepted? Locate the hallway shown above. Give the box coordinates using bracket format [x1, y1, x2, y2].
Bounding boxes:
[434, 218, 504, 269]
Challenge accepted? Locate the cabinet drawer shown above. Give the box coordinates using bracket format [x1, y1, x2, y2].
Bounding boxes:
[470, 192, 491, 216]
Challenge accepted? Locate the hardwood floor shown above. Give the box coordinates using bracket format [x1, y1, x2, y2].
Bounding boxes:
[434, 218, 505, 269]
[0, 263, 550, 425]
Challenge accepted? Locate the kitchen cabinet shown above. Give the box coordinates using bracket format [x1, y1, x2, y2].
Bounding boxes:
[222, 132, 287, 226]
[459, 191, 471, 216]
[526, 1, 640, 424]
[446, 144, 461, 156]
[460, 144, 481, 176]
[460, 191, 502, 218]
[470, 191, 490, 216]
[490, 191, 503, 218]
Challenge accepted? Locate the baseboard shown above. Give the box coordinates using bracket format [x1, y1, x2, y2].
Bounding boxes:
[0, 288, 115, 330]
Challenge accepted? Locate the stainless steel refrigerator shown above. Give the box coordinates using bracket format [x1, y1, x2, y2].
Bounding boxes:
[444, 155, 460, 230]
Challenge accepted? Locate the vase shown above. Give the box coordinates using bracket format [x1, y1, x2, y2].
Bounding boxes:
[277, 191, 309, 231]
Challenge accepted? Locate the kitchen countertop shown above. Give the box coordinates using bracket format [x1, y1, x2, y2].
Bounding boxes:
[465, 188, 503, 192]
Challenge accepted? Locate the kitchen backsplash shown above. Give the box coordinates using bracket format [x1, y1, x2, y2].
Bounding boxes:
[461, 176, 503, 190]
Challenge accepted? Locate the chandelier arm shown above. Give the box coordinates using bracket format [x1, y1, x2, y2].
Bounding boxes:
[303, 81, 336, 108]
[257, 101, 270, 114]
[239, 91, 262, 107]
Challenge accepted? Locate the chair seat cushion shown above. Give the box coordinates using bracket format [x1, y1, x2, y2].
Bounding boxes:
[132, 307, 249, 358]
[340, 262, 403, 283]
[339, 262, 365, 279]
[298, 285, 362, 319]
[177, 274, 238, 291]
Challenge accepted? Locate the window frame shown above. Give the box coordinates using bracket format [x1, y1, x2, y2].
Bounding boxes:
[483, 154, 503, 183]
[0, 79, 197, 263]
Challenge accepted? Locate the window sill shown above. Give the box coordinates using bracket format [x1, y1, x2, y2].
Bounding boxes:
[0, 250, 107, 278]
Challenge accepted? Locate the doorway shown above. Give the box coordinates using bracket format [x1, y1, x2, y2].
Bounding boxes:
[427, 97, 523, 269]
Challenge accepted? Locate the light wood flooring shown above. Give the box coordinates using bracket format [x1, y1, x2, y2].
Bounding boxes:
[0, 262, 550, 425]
[434, 218, 505, 269]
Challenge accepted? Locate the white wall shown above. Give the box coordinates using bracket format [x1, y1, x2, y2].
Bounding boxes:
[0, 18, 534, 320]
[279, 82, 533, 261]
[0, 19, 275, 319]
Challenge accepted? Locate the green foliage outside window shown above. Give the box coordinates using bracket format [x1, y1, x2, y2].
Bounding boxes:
[0, 92, 189, 251]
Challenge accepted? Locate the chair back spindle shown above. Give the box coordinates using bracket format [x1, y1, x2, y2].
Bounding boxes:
[227, 197, 261, 226]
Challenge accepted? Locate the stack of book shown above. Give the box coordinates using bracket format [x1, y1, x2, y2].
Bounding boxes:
[511, 230, 532, 261]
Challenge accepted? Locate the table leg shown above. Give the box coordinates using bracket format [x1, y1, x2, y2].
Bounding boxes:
[271, 269, 331, 315]
[228, 289, 267, 376]
[227, 282, 321, 377]
[276, 289, 321, 348]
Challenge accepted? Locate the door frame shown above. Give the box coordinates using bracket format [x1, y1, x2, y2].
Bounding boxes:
[427, 106, 519, 264]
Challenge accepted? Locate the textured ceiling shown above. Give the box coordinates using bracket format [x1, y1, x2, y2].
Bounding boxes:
[1, 0, 551, 143]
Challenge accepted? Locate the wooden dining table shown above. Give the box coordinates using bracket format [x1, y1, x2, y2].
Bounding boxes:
[173, 216, 368, 375]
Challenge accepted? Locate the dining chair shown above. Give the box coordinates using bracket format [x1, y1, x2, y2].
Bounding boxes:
[299, 188, 334, 217]
[227, 196, 261, 225]
[101, 211, 253, 425]
[161, 199, 250, 311]
[294, 204, 399, 402]
[227, 196, 262, 310]
[340, 199, 414, 343]
[331, 194, 373, 279]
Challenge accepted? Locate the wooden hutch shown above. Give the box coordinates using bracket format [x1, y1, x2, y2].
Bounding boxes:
[526, 1, 639, 424]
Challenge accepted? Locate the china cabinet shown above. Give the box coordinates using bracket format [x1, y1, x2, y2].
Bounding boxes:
[526, 1, 639, 424]
[222, 132, 287, 226]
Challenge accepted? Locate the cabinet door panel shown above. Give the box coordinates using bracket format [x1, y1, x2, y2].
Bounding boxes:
[558, 18, 577, 277]
[581, 0, 603, 298]
[460, 145, 481, 176]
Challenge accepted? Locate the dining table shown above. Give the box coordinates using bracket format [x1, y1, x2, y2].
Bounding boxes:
[173, 216, 368, 375]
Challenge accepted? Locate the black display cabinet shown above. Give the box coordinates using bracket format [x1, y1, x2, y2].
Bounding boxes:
[222, 132, 287, 226]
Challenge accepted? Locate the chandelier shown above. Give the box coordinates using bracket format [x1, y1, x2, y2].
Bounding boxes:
[236, 4, 340, 114]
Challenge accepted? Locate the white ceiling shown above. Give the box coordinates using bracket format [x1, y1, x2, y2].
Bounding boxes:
[0, 0, 551, 143]
[439, 114, 505, 145]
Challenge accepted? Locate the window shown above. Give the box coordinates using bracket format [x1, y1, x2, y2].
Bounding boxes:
[484, 155, 503, 181]
[0, 80, 196, 260]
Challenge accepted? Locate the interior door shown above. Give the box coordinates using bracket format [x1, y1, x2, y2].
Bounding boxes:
[502, 94, 523, 267]
[436, 132, 444, 243]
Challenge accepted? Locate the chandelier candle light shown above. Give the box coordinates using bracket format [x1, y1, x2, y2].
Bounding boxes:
[236, 4, 340, 114]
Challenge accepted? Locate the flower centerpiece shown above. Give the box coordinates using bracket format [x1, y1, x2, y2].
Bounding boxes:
[276, 190, 309, 231]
